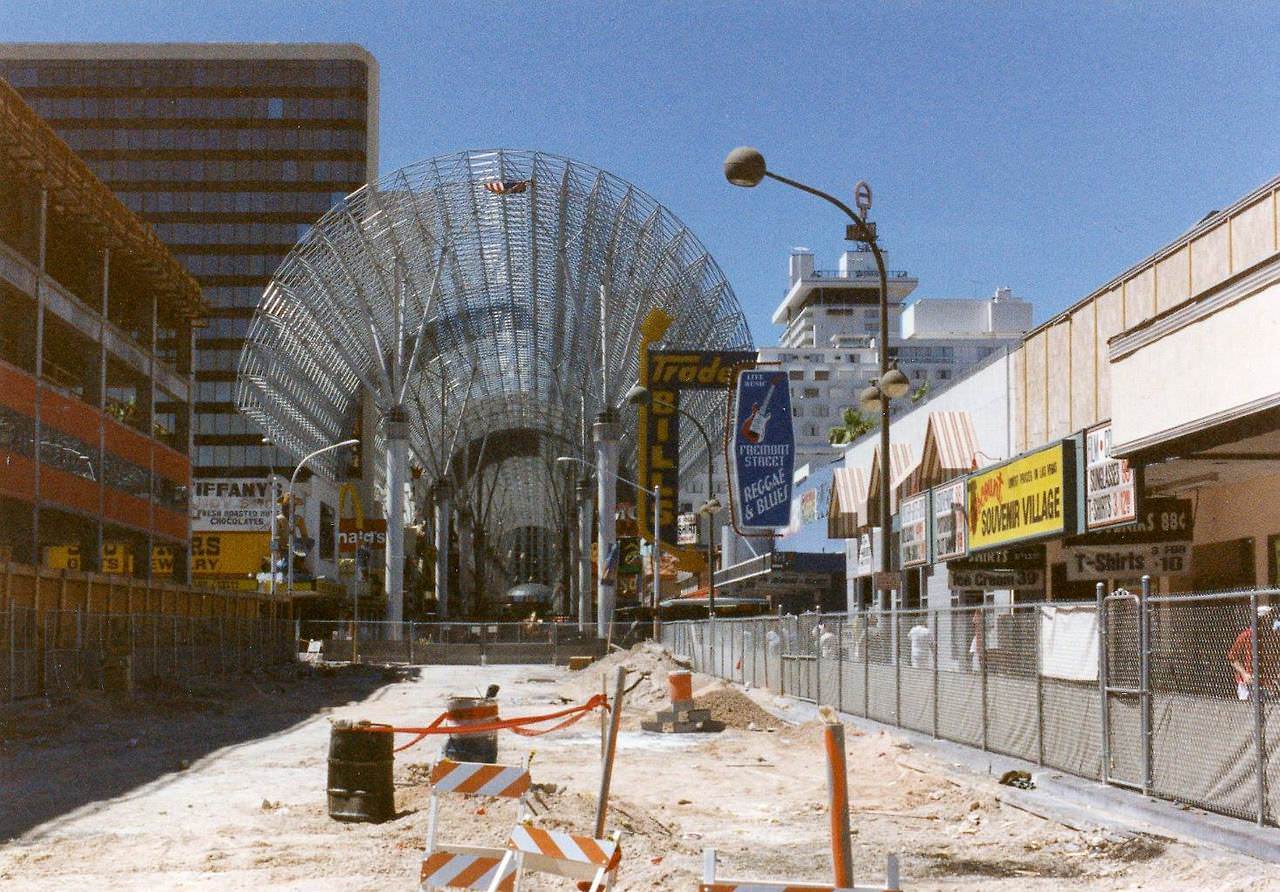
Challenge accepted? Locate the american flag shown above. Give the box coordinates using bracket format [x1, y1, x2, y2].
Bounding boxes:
[484, 179, 530, 195]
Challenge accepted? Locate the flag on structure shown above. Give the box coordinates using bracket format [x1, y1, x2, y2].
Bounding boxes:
[484, 179, 530, 195]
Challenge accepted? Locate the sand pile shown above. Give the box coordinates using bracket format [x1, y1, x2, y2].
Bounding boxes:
[558, 641, 698, 711]
[691, 682, 785, 730]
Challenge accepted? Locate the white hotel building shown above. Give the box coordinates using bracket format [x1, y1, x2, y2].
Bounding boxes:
[759, 246, 1033, 469]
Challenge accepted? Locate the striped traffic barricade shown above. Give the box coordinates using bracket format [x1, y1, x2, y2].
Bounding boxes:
[419, 759, 532, 891]
[489, 824, 622, 891]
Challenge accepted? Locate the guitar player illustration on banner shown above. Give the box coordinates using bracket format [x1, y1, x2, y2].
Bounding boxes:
[731, 370, 795, 530]
[739, 379, 778, 444]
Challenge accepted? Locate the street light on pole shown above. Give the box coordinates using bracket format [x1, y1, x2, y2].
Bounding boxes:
[623, 383, 722, 618]
[556, 456, 661, 639]
[724, 146, 909, 611]
[284, 438, 360, 605]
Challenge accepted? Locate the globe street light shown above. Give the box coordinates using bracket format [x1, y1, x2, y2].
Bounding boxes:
[725, 146, 902, 606]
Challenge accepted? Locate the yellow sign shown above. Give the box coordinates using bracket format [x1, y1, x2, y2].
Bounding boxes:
[44, 542, 138, 574]
[966, 441, 1076, 551]
[192, 532, 271, 576]
[151, 544, 177, 576]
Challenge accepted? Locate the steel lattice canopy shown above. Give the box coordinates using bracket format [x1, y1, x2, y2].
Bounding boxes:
[238, 148, 752, 532]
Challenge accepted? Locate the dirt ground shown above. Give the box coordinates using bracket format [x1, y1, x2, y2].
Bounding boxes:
[1, 644, 1278, 890]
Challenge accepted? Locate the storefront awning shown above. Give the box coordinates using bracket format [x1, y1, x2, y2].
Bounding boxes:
[828, 467, 866, 539]
[866, 442, 917, 514]
[919, 410, 979, 484]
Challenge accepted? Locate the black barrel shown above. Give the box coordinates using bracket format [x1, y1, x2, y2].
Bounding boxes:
[442, 696, 499, 764]
[327, 720, 394, 822]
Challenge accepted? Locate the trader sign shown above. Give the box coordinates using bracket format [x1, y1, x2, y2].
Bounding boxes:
[966, 441, 1077, 551]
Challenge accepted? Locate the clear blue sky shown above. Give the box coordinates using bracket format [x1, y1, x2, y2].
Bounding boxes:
[3, 2, 1277, 343]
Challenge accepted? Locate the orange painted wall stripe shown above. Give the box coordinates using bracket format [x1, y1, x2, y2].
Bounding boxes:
[152, 441, 189, 486]
[103, 490, 150, 530]
[0, 452, 36, 500]
[0, 361, 36, 414]
[102, 414, 151, 468]
[40, 465, 100, 516]
[153, 506, 187, 540]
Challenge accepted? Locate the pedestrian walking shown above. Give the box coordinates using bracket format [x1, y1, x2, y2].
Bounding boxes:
[1227, 605, 1280, 700]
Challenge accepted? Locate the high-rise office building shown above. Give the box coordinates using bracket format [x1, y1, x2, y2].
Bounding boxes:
[760, 247, 1032, 468]
[0, 43, 379, 480]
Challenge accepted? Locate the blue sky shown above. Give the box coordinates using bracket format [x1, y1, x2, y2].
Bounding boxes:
[3, 2, 1278, 344]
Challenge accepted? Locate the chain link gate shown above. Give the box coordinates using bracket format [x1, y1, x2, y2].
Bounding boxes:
[1099, 581, 1151, 793]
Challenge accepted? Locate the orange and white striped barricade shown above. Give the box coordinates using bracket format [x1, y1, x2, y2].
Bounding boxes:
[699, 847, 901, 892]
[419, 759, 533, 891]
[489, 824, 622, 892]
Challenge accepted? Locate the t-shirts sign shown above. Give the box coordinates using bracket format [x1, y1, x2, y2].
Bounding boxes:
[1085, 424, 1139, 530]
[732, 369, 795, 529]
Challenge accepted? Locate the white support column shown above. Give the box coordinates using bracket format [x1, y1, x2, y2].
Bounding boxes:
[433, 479, 453, 619]
[456, 506, 473, 617]
[384, 406, 409, 631]
[594, 411, 619, 639]
[576, 477, 593, 632]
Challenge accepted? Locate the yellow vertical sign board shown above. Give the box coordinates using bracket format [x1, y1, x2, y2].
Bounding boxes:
[966, 441, 1076, 551]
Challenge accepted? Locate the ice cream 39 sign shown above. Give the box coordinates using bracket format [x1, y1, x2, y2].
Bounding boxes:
[966, 441, 1078, 551]
[732, 369, 795, 529]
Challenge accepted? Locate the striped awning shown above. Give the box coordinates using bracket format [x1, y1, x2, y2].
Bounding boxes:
[828, 467, 866, 539]
[866, 442, 917, 514]
[919, 410, 979, 484]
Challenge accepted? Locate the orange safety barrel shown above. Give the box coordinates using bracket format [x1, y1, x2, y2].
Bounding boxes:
[443, 696, 499, 763]
[668, 670, 693, 703]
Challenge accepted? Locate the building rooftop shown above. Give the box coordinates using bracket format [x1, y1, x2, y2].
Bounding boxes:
[772, 247, 918, 325]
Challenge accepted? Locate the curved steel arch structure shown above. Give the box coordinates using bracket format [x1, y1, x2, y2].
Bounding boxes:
[238, 149, 752, 621]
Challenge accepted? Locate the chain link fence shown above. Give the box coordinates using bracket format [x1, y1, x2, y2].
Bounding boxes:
[296, 620, 644, 666]
[1, 604, 293, 700]
[663, 586, 1280, 829]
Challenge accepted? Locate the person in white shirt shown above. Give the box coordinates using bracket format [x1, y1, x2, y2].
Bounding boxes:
[908, 622, 935, 669]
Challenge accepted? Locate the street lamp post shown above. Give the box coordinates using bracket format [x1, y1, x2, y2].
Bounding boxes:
[557, 456, 660, 640]
[623, 383, 722, 618]
[283, 438, 360, 605]
[724, 147, 909, 612]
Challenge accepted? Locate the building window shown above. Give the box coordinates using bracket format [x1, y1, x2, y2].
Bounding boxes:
[788, 370, 804, 380]
[813, 370, 830, 381]
[803, 387, 820, 398]
[267, 97, 284, 119]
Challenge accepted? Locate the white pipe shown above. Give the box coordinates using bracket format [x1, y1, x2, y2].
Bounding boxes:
[434, 481, 452, 619]
[594, 415, 619, 639]
[384, 409, 408, 633]
[578, 485, 593, 632]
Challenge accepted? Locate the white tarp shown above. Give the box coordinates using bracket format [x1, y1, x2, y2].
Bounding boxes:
[1039, 604, 1099, 682]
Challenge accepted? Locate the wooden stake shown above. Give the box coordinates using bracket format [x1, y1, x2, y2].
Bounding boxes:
[823, 719, 854, 888]
[594, 666, 627, 838]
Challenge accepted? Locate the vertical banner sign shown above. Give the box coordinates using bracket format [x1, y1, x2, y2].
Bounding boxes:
[732, 369, 795, 529]
[931, 478, 967, 561]
[899, 491, 931, 567]
[639, 346, 756, 545]
[1085, 423, 1141, 530]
